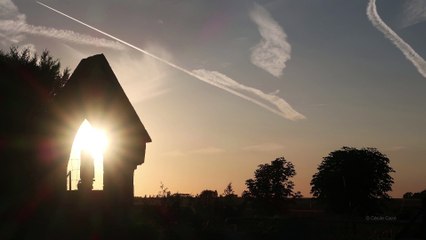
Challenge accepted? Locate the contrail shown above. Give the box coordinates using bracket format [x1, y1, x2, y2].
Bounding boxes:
[36, 1, 305, 120]
[367, 0, 426, 79]
[36, 1, 185, 69]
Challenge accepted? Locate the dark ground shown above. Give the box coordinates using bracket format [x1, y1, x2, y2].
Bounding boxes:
[0, 197, 424, 240]
[129, 197, 424, 240]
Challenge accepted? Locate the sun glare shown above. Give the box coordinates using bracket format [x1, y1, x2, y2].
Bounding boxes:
[74, 120, 108, 161]
[67, 120, 108, 190]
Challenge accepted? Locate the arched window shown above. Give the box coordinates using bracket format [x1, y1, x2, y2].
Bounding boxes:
[66, 119, 108, 191]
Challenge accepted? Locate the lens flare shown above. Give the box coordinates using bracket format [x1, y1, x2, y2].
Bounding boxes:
[74, 120, 108, 161]
[67, 120, 108, 190]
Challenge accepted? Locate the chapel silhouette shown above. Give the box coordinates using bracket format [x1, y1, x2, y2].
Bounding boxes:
[50, 54, 151, 207]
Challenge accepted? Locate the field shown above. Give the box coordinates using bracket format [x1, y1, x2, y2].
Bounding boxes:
[128, 197, 424, 240]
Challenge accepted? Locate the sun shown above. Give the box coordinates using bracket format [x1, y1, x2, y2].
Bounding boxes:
[67, 120, 108, 190]
[73, 120, 108, 162]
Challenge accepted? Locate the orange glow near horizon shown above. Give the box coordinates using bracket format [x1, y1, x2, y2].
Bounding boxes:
[67, 120, 108, 190]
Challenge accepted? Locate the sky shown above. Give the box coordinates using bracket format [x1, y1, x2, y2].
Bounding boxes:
[1, 0, 425, 197]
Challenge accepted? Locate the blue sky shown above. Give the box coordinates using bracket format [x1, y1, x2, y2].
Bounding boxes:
[1, 0, 425, 197]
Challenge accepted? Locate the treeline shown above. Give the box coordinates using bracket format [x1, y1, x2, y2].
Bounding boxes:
[151, 146, 423, 215]
[403, 190, 426, 199]
[145, 146, 403, 215]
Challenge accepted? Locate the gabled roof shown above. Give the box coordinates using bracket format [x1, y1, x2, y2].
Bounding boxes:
[54, 54, 151, 164]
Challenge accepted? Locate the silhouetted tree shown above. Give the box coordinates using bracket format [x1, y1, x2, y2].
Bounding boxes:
[403, 192, 414, 199]
[0, 46, 69, 212]
[0, 46, 69, 137]
[403, 190, 426, 199]
[158, 182, 171, 198]
[222, 182, 236, 197]
[293, 191, 303, 198]
[310, 147, 394, 213]
[199, 190, 218, 199]
[243, 157, 296, 199]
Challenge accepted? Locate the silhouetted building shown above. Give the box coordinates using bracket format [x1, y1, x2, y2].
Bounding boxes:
[50, 54, 151, 208]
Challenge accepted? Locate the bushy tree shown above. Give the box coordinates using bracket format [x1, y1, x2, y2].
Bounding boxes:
[222, 182, 236, 197]
[0, 46, 69, 207]
[222, 182, 235, 197]
[243, 157, 297, 199]
[199, 190, 218, 199]
[403, 192, 414, 199]
[0, 47, 69, 134]
[403, 190, 426, 199]
[310, 147, 394, 213]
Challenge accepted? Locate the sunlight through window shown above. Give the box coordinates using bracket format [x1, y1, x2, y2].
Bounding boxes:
[67, 120, 108, 190]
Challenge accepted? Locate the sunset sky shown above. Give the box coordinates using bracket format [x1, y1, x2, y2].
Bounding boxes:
[1, 0, 425, 197]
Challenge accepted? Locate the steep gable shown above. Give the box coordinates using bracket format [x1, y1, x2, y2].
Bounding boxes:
[54, 54, 151, 165]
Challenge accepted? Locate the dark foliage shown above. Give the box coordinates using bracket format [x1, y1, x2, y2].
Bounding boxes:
[129, 197, 424, 240]
[0, 46, 69, 137]
[310, 147, 395, 214]
[222, 182, 237, 198]
[403, 190, 426, 199]
[199, 190, 219, 199]
[243, 157, 297, 199]
[0, 46, 69, 214]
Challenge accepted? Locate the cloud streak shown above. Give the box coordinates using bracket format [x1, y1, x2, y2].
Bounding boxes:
[163, 147, 225, 157]
[192, 69, 305, 120]
[399, 0, 426, 28]
[367, 0, 426, 78]
[242, 142, 285, 152]
[0, 0, 123, 49]
[111, 47, 172, 103]
[189, 147, 224, 155]
[37, 1, 305, 121]
[0, 20, 124, 50]
[249, 3, 291, 78]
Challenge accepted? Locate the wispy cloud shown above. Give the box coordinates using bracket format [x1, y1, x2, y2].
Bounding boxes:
[163, 147, 225, 157]
[37, 1, 305, 121]
[111, 46, 172, 103]
[0, 21, 125, 50]
[399, 0, 426, 28]
[387, 146, 407, 152]
[249, 3, 291, 78]
[242, 142, 285, 152]
[192, 69, 305, 120]
[0, 0, 123, 49]
[0, 0, 26, 46]
[162, 150, 186, 157]
[190, 147, 225, 155]
[367, 0, 426, 79]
